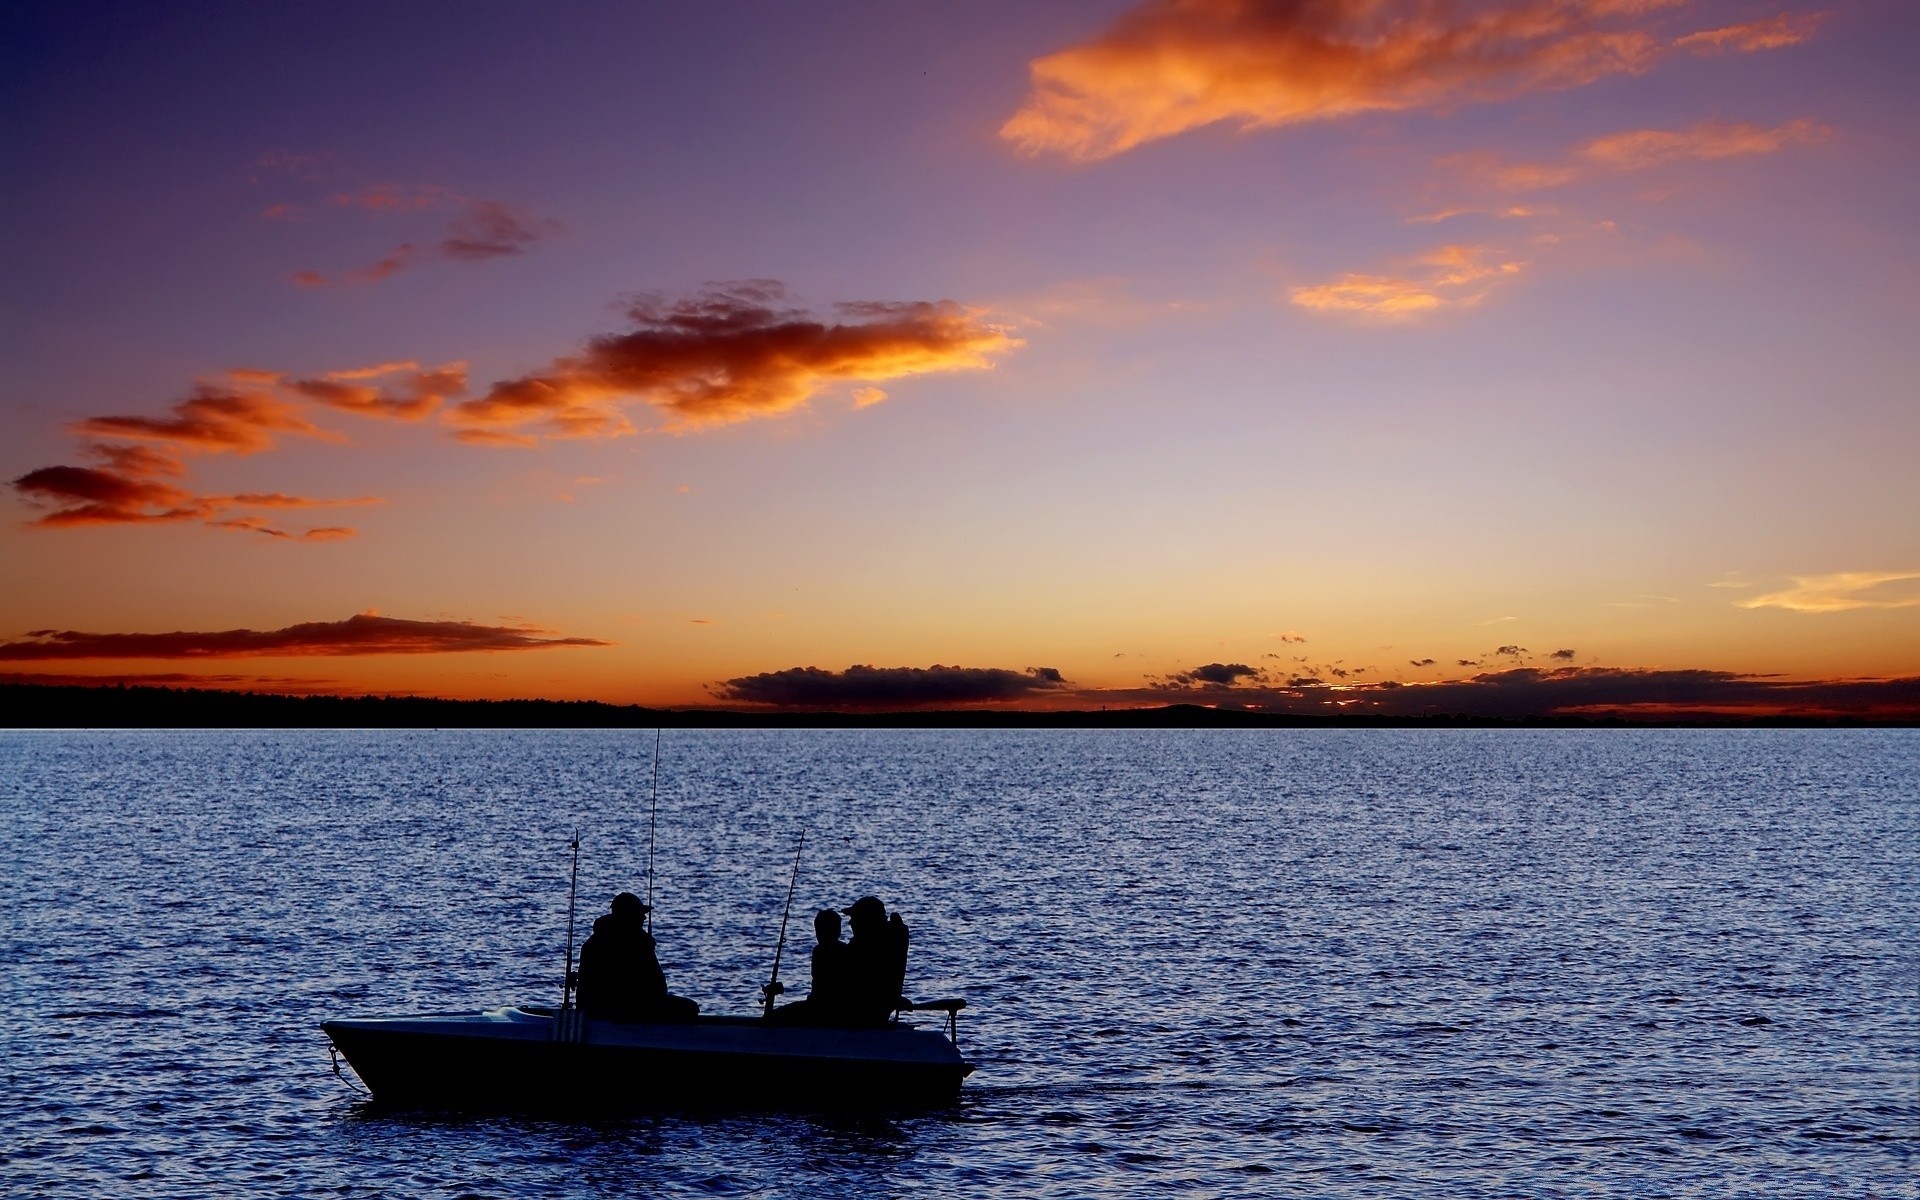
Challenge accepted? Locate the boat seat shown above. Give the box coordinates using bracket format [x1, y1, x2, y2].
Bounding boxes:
[903, 998, 965, 1014]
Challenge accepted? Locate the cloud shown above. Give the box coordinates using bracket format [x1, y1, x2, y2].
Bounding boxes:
[0, 613, 611, 661]
[329, 183, 453, 212]
[1060, 666, 1920, 720]
[0, 671, 345, 693]
[449, 281, 1021, 441]
[1549, 648, 1577, 660]
[347, 245, 417, 284]
[713, 664, 1071, 708]
[1454, 117, 1829, 191]
[11, 456, 378, 534]
[291, 191, 558, 287]
[11, 465, 199, 527]
[1578, 117, 1828, 171]
[451, 428, 539, 449]
[74, 382, 320, 453]
[1675, 11, 1824, 54]
[1166, 661, 1266, 687]
[13, 285, 1014, 536]
[439, 200, 553, 261]
[1275, 630, 1307, 643]
[1409, 203, 1543, 224]
[1001, 0, 1678, 162]
[279, 361, 468, 420]
[11, 384, 389, 536]
[1411, 657, 1436, 666]
[1739, 572, 1920, 614]
[1291, 243, 1524, 318]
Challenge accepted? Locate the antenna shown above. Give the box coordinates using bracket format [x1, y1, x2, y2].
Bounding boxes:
[645, 728, 661, 932]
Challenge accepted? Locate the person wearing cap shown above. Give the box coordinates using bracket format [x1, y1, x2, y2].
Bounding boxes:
[841, 895, 909, 1028]
[575, 891, 699, 1023]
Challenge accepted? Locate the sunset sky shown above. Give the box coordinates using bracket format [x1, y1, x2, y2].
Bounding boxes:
[4, 0, 1916, 717]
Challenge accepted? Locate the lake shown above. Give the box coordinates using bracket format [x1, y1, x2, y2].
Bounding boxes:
[2, 728, 1914, 1197]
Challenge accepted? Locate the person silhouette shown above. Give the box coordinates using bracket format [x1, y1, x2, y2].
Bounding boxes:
[766, 908, 852, 1026]
[575, 891, 699, 1023]
[841, 895, 909, 1028]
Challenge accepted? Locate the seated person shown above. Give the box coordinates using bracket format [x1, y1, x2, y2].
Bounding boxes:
[575, 892, 699, 1023]
[766, 909, 852, 1026]
[841, 895, 909, 1028]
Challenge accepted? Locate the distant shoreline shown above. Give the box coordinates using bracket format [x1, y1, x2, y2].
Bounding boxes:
[0, 681, 1908, 729]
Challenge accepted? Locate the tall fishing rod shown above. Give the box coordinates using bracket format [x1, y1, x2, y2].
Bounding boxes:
[644, 728, 662, 933]
[560, 830, 581, 1013]
[760, 829, 806, 1019]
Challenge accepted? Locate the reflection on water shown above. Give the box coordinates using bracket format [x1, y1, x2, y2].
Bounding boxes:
[2, 728, 1914, 1197]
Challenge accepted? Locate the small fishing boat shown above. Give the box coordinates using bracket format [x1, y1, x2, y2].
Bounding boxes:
[325, 765, 971, 1112]
[323, 999, 973, 1111]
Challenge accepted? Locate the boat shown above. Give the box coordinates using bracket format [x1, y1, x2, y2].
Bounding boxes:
[325, 813, 971, 1111]
[322, 999, 973, 1112]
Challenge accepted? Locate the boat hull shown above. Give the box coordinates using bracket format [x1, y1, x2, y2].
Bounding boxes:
[323, 1007, 973, 1112]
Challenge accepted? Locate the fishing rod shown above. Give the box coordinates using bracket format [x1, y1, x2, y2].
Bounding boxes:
[760, 829, 806, 1019]
[645, 728, 662, 933]
[560, 830, 581, 1014]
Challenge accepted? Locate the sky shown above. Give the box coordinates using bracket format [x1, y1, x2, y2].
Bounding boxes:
[3, 0, 1916, 718]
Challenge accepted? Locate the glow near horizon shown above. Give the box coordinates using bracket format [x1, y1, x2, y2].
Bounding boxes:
[2, 1, 1915, 709]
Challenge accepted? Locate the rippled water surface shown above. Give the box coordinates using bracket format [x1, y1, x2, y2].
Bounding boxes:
[2, 728, 1915, 1197]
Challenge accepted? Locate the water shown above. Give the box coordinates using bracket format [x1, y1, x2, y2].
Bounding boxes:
[1, 728, 1914, 1198]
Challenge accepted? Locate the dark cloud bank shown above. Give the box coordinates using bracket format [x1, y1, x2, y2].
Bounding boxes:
[713, 664, 1069, 709]
[1090, 666, 1920, 722]
[0, 613, 609, 660]
[712, 662, 1917, 721]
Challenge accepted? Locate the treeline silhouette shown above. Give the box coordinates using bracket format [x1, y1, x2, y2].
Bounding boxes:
[0, 681, 1884, 728]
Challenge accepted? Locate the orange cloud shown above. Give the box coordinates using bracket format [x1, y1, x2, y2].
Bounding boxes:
[1001, 0, 1677, 162]
[1452, 117, 1828, 191]
[0, 671, 346, 692]
[1290, 243, 1524, 318]
[204, 516, 361, 540]
[451, 428, 539, 449]
[1578, 117, 1828, 170]
[1408, 203, 1543, 224]
[10, 465, 199, 526]
[449, 281, 1021, 441]
[280, 361, 467, 420]
[0, 613, 612, 660]
[1675, 10, 1824, 53]
[12, 451, 380, 535]
[74, 382, 320, 454]
[11, 378, 395, 537]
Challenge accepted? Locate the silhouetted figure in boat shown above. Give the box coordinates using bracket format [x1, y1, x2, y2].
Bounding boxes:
[575, 892, 699, 1023]
[842, 895, 909, 1028]
[766, 908, 853, 1026]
